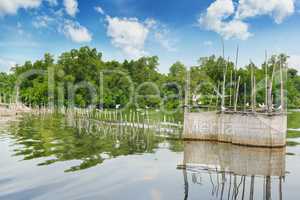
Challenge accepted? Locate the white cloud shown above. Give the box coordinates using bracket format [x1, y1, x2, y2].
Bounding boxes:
[236, 0, 295, 24]
[33, 15, 54, 28]
[0, 0, 42, 16]
[154, 29, 177, 52]
[0, 57, 16, 72]
[63, 0, 78, 17]
[199, 0, 251, 40]
[144, 18, 157, 28]
[199, 0, 295, 40]
[63, 20, 92, 43]
[94, 6, 105, 15]
[106, 16, 149, 59]
[46, 0, 58, 6]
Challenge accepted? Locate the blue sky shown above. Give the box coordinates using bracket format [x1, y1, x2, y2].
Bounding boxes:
[0, 0, 300, 73]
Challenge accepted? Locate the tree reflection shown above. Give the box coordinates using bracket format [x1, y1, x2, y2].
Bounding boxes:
[7, 114, 182, 172]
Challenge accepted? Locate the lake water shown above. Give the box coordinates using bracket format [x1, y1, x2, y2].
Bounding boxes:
[0, 112, 299, 200]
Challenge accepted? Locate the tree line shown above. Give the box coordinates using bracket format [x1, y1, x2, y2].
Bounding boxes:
[0, 46, 299, 110]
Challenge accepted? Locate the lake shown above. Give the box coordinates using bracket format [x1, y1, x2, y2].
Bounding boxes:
[0, 111, 299, 199]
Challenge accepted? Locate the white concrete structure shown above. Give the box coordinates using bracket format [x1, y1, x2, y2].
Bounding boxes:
[183, 111, 287, 147]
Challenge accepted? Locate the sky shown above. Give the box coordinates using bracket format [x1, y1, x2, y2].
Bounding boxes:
[1, 0, 300, 73]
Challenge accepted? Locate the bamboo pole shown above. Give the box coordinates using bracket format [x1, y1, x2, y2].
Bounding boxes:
[251, 62, 254, 112]
[232, 45, 239, 109]
[268, 61, 276, 112]
[234, 76, 241, 112]
[265, 51, 268, 110]
[215, 84, 220, 109]
[221, 60, 228, 112]
[280, 58, 284, 112]
[230, 70, 233, 107]
[185, 68, 190, 113]
[254, 76, 256, 111]
[244, 83, 247, 112]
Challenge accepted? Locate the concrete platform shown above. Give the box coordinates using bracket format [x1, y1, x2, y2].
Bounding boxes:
[183, 111, 287, 147]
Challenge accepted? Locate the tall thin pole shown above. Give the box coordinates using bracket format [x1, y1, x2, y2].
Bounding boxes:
[244, 83, 247, 112]
[234, 76, 241, 112]
[265, 51, 268, 109]
[251, 62, 255, 112]
[280, 58, 284, 112]
[254, 76, 256, 111]
[268, 61, 276, 112]
[230, 70, 233, 107]
[216, 84, 220, 109]
[233, 45, 239, 107]
[221, 60, 228, 112]
[185, 68, 190, 113]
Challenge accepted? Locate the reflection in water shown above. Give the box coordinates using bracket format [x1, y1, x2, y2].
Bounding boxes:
[4, 114, 183, 172]
[179, 141, 286, 200]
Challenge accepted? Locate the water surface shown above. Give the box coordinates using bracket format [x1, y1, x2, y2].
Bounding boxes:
[0, 112, 299, 199]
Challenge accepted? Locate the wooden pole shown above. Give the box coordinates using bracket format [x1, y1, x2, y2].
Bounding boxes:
[230, 70, 233, 107]
[268, 62, 276, 112]
[280, 58, 284, 112]
[254, 76, 256, 111]
[221, 60, 228, 112]
[244, 83, 247, 112]
[251, 62, 255, 112]
[215, 84, 220, 109]
[185, 68, 190, 113]
[233, 45, 239, 108]
[234, 76, 241, 112]
[265, 51, 268, 110]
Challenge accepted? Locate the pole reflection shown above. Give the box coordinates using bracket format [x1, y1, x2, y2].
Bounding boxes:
[179, 141, 286, 200]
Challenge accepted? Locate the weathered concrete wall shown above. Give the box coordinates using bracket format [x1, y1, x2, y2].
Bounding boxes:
[184, 111, 287, 147]
[183, 141, 286, 177]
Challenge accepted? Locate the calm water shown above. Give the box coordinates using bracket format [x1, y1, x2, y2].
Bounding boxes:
[0, 112, 299, 200]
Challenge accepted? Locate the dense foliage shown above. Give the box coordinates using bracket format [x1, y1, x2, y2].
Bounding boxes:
[0, 46, 300, 109]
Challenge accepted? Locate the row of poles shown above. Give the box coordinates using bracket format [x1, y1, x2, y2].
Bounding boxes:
[185, 45, 286, 114]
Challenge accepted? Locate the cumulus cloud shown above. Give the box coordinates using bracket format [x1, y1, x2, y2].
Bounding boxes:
[199, 0, 251, 40]
[33, 15, 54, 28]
[63, 0, 78, 17]
[94, 6, 105, 15]
[0, 0, 42, 16]
[0, 57, 16, 72]
[106, 16, 149, 58]
[46, 0, 58, 6]
[63, 20, 92, 43]
[154, 29, 177, 52]
[199, 0, 295, 40]
[236, 0, 295, 24]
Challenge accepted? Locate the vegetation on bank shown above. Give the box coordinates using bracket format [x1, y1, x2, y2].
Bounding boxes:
[0, 46, 300, 109]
